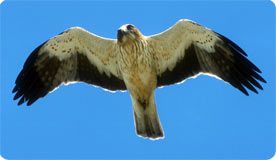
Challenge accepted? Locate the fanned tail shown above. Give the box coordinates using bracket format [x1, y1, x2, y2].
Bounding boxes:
[132, 96, 164, 140]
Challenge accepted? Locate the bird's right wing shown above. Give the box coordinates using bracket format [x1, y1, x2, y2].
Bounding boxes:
[13, 27, 126, 106]
[147, 19, 266, 95]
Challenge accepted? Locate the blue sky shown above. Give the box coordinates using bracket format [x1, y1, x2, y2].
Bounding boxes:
[0, 1, 275, 159]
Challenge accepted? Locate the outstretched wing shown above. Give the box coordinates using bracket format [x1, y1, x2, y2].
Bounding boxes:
[13, 27, 126, 106]
[147, 19, 266, 95]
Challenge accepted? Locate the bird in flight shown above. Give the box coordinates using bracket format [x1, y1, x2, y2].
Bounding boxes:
[13, 19, 266, 140]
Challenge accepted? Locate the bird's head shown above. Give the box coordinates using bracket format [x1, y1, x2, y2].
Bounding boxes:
[117, 24, 143, 45]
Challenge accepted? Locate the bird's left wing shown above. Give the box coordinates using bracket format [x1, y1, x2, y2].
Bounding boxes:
[13, 27, 126, 106]
[147, 19, 266, 95]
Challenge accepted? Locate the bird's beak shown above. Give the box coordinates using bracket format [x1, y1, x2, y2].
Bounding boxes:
[117, 29, 126, 43]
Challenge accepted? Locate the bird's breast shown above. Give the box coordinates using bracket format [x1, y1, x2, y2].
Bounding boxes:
[117, 42, 157, 97]
[117, 40, 152, 73]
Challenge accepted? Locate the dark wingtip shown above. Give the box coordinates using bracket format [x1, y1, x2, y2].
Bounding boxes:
[244, 91, 249, 96]
[17, 97, 25, 106]
[254, 66, 262, 73]
[259, 86, 263, 90]
[252, 88, 258, 94]
[216, 32, 248, 57]
[255, 83, 263, 90]
[13, 92, 21, 100]
[239, 85, 249, 96]
[26, 96, 39, 106]
[12, 86, 18, 93]
[257, 76, 267, 83]
[241, 89, 249, 96]
[12, 41, 50, 106]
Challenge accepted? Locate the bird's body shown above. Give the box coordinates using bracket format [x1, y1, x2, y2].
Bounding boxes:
[117, 25, 164, 138]
[13, 19, 266, 140]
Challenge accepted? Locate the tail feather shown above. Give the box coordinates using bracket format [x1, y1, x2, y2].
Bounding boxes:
[130, 91, 164, 140]
[134, 111, 164, 139]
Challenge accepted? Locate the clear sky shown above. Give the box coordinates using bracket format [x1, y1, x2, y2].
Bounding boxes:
[0, 1, 275, 159]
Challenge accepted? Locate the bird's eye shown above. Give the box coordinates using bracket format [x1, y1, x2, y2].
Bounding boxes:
[127, 25, 134, 30]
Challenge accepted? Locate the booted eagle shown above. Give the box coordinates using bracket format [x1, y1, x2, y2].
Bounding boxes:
[13, 19, 266, 140]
